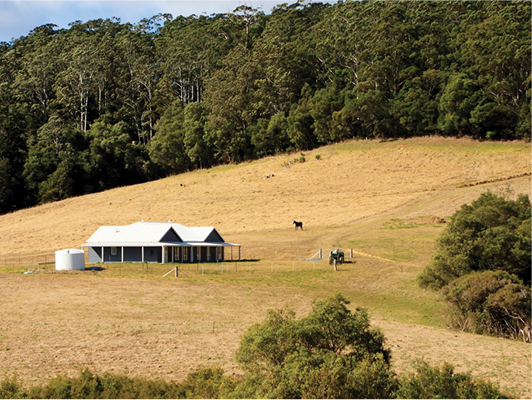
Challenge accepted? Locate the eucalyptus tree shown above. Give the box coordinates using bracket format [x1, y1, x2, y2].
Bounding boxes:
[53, 22, 97, 132]
[286, 84, 316, 150]
[0, 107, 28, 212]
[86, 121, 150, 191]
[461, 0, 531, 139]
[50, 19, 122, 133]
[156, 13, 231, 107]
[23, 113, 87, 203]
[204, 45, 260, 163]
[0, 28, 64, 208]
[148, 100, 190, 175]
[250, 112, 291, 156]
[311, 0, 365, 88]
[251, 1, 328, 118]
[183, 101, 213, 169]
[116, 22, 159, 143]
[91, 20, 122, 119]
[12, 24, 60, 121]
[204, 5, 266, 163]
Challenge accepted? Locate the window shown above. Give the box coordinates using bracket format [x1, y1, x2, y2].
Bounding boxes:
[183, 247, 188, 261]
[111, 247, 117, 256]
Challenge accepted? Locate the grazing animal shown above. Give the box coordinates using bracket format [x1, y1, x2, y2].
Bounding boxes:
[293, 220, 303, 230]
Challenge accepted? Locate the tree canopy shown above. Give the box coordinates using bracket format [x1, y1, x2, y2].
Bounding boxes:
[0, 1, 530, 214]
[418, 192, 531, 289]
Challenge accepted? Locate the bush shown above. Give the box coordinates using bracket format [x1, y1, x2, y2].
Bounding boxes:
[22, 367, 235, 399]
[418, 192, 531, 290]
[0, 375, 26, 399]
[233, 293, 398, 398]
[181, 366, 236, 398]
[442, 270, 531, 341]
[396, 360, 506, 399]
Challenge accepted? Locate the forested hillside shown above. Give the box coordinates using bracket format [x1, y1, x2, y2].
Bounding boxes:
[0, 0, 530, 213]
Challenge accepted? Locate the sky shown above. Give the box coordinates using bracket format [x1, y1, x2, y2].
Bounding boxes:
[0, 0, 336, 43]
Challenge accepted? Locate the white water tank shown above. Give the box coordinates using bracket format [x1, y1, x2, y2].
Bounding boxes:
[55, 249, 85, 271]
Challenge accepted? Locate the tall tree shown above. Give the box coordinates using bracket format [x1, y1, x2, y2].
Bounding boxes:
[148, 100, 190, 174]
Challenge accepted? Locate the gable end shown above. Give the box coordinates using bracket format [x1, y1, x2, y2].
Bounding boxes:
[205, 229, 224, 243]
[161, 227, 182, 242]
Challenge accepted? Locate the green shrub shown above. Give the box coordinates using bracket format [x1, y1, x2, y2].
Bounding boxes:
[0, 375, 26, 399]
[485, 283, 531, 342]
[234, 293, 397, 398]
[418, 192, 531, 290]
[0, 367, 240, 399]
[181, 366, 236, 398]
[442, 270, 531, 341]
[396, 360, 506, 399]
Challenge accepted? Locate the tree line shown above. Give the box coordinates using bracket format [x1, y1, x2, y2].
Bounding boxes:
[0, 0, 530, 213]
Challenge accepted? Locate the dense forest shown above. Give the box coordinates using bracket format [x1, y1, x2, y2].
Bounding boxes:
[0, 0, 530, 214]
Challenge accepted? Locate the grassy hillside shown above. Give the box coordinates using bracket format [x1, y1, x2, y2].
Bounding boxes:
[0, 137, 529, 259]
[0, 137, 530, 397]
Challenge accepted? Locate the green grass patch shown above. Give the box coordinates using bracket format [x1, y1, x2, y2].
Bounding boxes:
[382, 218, 420, 229]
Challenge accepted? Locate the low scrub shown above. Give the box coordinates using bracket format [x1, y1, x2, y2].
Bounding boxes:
[0, 367, 236, 399]
[443, 271, 531, 342]
[396, 360, 506, 399]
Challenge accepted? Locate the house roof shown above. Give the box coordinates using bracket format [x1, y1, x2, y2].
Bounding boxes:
[84, 221, 235, 247]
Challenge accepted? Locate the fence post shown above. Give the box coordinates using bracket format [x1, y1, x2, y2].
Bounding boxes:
[175, 266, 178, 277]
[319, 249, 322, 258]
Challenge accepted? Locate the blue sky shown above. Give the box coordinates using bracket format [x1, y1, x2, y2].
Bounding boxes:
[0, 1, 336, 43]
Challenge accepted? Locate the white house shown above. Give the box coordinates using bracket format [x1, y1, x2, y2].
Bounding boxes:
[82, 221, 240, 263]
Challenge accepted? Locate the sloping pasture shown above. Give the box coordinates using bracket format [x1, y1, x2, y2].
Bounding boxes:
[0, 137, 530, 397]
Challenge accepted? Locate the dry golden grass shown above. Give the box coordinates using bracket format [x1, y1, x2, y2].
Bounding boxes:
[0, 137, 530, 397]
[0, 137, 530, 259]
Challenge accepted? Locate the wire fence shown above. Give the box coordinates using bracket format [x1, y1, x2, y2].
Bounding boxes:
[1, 252, 57, 273]
[0, 255, 356, 277]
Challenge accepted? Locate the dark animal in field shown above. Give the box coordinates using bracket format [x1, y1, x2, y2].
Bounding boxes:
[293, 221, 303, 230]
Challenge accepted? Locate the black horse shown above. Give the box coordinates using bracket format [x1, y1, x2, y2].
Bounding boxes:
[293, 221, 303, 230]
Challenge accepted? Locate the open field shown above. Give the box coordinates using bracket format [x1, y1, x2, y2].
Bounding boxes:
[0, 137, 530, 397]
